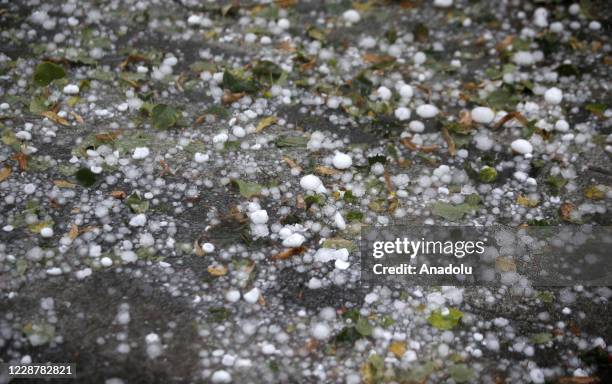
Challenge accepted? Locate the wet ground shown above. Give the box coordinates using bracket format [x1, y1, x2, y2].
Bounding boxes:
[1, 0, 612, 383]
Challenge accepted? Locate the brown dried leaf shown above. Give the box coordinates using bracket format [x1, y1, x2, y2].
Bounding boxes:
[496, 35, 514, 53]
[441, 126, 456, 157]
[110, 190, 127, 199]
[11, 152, 28, 171]
[493, 111, 528, 130]
[41, 110, 69, 126]
[95, 131, 122, 142]
[69, 223, 79, 240]
[70, 111, 84, 124]
[282, 156, 302, 172]
[362, 53, 395, 64]
[0, 165, 11, 182]
[222, 90, 246, 104]
[315, 165, 340, 176]
[559, 202, 575, 221]
[557, 378, 599, 384]
[271, 246, 306, 261]
[119, 54, 150, 71]
[495, 256, 516, 272]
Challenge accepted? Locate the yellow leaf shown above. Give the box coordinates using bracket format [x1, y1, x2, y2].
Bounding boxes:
[255, 116, 278, 133]
[41, 110, 69, 126]
[208, 265, 228, 276]
[53, 179, 76, 188]
[584, 185, 605, 200]
[389, 341, 406, 358]
[0, 165, 11, 182]
[517, 195, 539, 208]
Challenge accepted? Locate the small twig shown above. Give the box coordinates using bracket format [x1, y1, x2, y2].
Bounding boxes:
[441, 126, 456, 157]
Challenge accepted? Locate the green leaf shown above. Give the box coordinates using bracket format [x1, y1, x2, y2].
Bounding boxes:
[304, 194, 325, 208]
[479, 166, 498, 183]
[546, 175, 567, 195]
[253, 60, 283, 82]
[413, 23, 429, 43]
[125, 192, 149, 213]
[222, 71, 258, 94]
[448, 364, 474, 383]
[427, 308, 463, 330]
[151, 104, 178, 129]
[231, 179, 262, 198]
[307, 26, 326, 41]
[334, 326, 362, 344]
[530, 332, 552, 344]
[355, 317, 373, 336]
[29, 96, 51, 114]
[346, 210, 363, 222]
[75, 168, 97, 187]
[275, 135, 308, 148]
[486, 87, 517, 110]
[33, 62, 66, 86]
[431, 202, 478, 221]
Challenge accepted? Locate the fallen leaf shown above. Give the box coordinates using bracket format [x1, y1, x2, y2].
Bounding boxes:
[362, 53, 395, 64]
[271, 246, 306, 261]
[493, 111, 529, 130]
[495, 256, 516, 272]
[69, 224, 79, 240]
[389, 341, 406, 358]
[53, 180, 76, 188]
[282, 156, 302, 172]
[557, 377, 599, 384]
[208, 265, 228, 276]
[441, 126, 456, 156]
[559, 202, 575, 221]
[118, 54, 150, 71]
[11, 152, 28, 171]
[70, 111, 84, 124]
[110, 190, 127, 199]
[314, 165, 340, 176]
[0, 165, 11, 182]
[194, 239, 204, 256]
[41, 110, 69, 126]
[222, 90, 246, 104]
[255, 116, 278, 133]
[95, 131, 122, 142]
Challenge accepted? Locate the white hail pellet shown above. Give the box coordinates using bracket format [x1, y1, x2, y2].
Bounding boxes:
[300, 174, 327, 193]
[544, 87, 563, 105]
[510, 139, 533, 154]
[132, 147, 150, 159]
[416, 104, 439, 118]
[63, 84, 79, 94]
[394, 107, 411, 121]
[332, 152, 352, 169]
[342, 9, 361, 23]
[471, 106, 495, 124]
